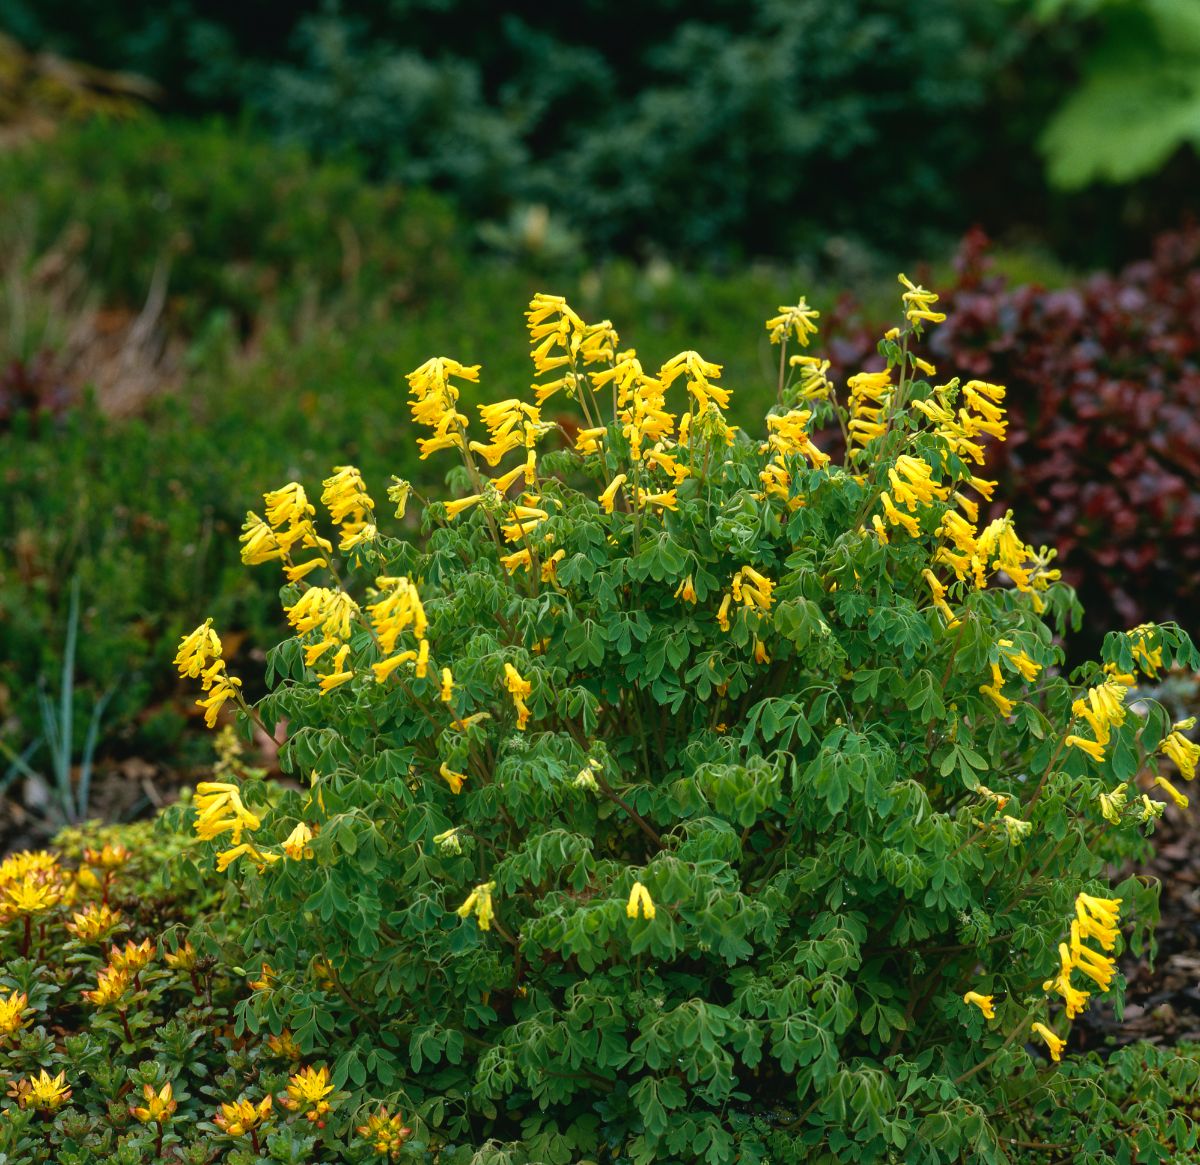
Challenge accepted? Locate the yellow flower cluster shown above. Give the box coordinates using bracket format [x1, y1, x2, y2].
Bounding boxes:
[503, 662, 532, 731]
[846, 370, 893, 455]
[0, 849, 64, 924]
[407, 356, 477, 460]
[717, 566, 775, 635]
[192, 780, 281, 873]
[766, 299, 820, 348]
[898, 273, 946, 326]
[527, 292, 617, 404]
[323, 465, 376, 553]
[368, 575, 429, 684]
[456, 881, 496, 930]
[240, 481, 334, 583]
[174, 619, 243, 728]
[760, 407, 830, 507]
[130, 1082, 176, 1125]
[215, 1094, 274, 1138]
[66, 901, 123, 942]
[0, 989, 29, 1039]
[356, 1106, 412, 1158]
[280, 1065, 335, 1124]
[82, 962, 133, 1008]
[1064, 679, 1128, 763]
[285, 586, 363, 692]
[1039, 893, 1122, 1054]
[7, 1068, 71, 1112]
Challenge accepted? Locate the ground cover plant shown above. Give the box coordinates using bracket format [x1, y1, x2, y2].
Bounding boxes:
[153, 281, 1199, 1162]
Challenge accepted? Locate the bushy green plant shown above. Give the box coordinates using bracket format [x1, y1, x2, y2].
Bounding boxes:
[172, 281, 1200, 1162]
[0, 117, 460, 331]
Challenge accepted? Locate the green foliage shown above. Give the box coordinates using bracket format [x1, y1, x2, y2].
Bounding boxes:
[0, 117, 829, 766]
[173, 286, 1200, 1161]
[1040, 0, 1200, 187]
[0, 0, 1075, 259]
[0, 117, 460, 330]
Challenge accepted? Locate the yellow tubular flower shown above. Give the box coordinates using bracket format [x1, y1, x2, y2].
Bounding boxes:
[439, 764, 468, 795]
[440, 667, 454, 703]
[717, 592, 732, 633]
[1162, 724, 1199, 780]
[215, 843, 281, 874]
[1154, 775, 1188, 809]
[504, 663, 532, 701]
[1042, 942, 1090, 1019]
[1000, 815, 1031, 844]
[282, 823, 315, 861]
[980, 662, 1015, 717]
[765, 300, 820, 347]
[626, 881, 656, 920]
[1075, 893, 1122, 950]
[239, 513, 286, 565]
[193, 781, 261, 844]
[1069, 927, 1117, 992]
[262, 483, 314, 530]
[962, 991, 995, 1020]
[898, 273, 947, 326]
[675, 576, 697, 604]
[1065, 734, 1105, 763]
[1031, 1022, 1066, 1063]
[1097, 783, 1128, 825]
[456, 881, 496, 930]
[599, 474, 627, 514]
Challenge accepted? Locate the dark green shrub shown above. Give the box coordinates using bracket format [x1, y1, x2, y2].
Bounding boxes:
[0, 1, 1084, 259]
[0, 117, 461, 331]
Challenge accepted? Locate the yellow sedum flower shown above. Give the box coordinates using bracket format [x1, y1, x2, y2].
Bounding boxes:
[8, 1069, 71, 1112]
[0, 990, 29, 1039]
[83, 964, 131, 1008]
[66, 902, 123, 942]
[357, 1106, 412, 1158]
[214, 1094, 274, 1138]
[131, 1082, 177, 1124]
[280, 1065, 335, 1124]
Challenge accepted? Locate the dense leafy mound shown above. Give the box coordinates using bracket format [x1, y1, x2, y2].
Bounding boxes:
[160, 284, 1199, 1162]
[830, 229, 1200, 654]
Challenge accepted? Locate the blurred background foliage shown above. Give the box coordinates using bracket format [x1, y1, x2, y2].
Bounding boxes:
[0, 0, 1195, 264]
[0, 0, 1197, 828]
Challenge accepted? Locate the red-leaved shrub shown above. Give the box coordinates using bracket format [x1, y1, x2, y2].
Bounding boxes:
[829, 228, 1200, 654]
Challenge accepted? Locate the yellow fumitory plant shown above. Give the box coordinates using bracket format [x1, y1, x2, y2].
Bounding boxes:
[172, 275, 1199, 1164]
